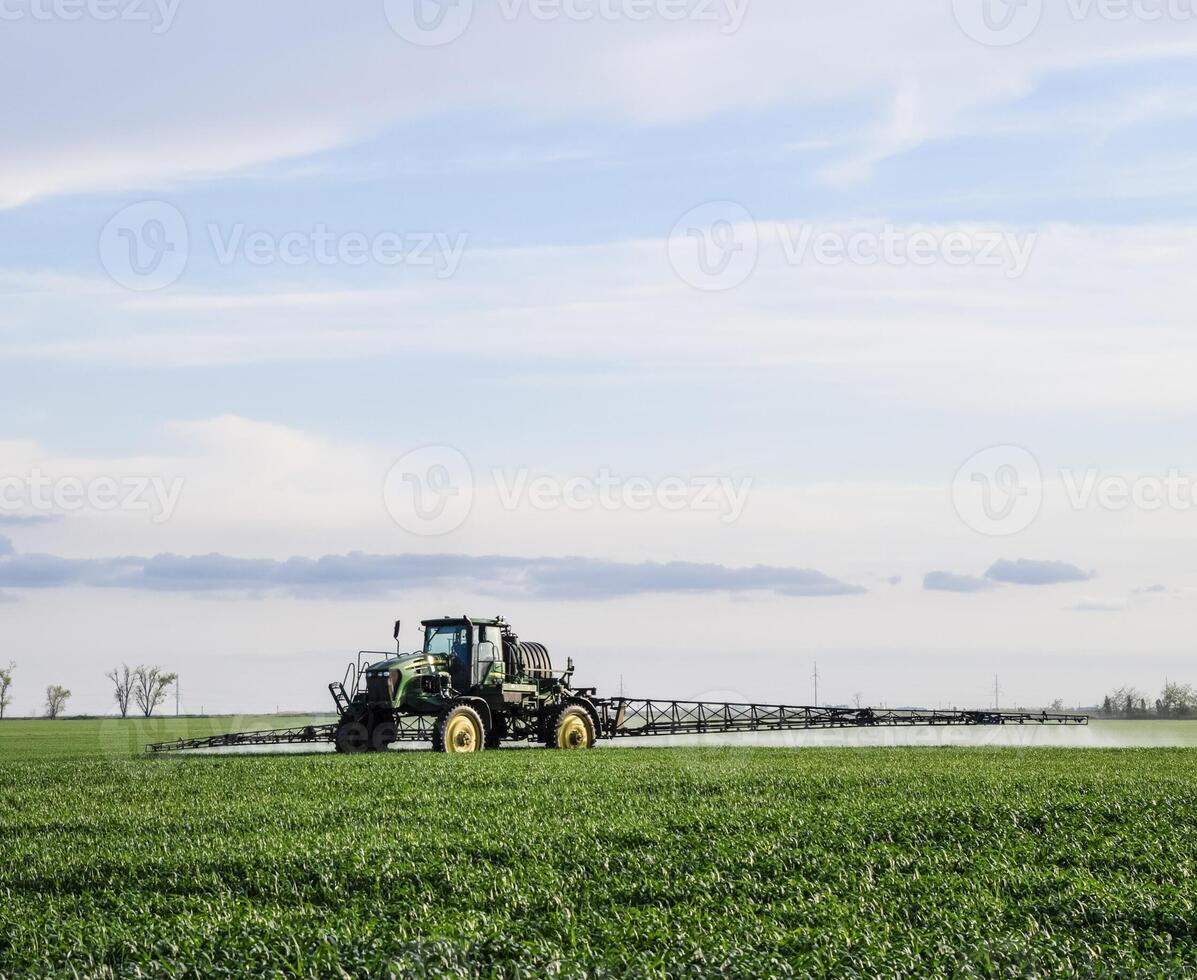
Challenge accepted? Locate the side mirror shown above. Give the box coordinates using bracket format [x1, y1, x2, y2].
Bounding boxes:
[477, 640, 497, 662]
[393, 619, 402, 640]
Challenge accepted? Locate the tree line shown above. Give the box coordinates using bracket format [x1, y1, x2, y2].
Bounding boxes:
[1099, 681, 1197, 718]
[0, 663, 177, 720]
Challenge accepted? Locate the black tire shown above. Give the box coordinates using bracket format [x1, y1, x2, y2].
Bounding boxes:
[485, 715, 508, 750]
[544, 701, 596, 750]
[371, 721, 398, 752]
[334, 722, 369, 754]
[432, 703, 486, 754]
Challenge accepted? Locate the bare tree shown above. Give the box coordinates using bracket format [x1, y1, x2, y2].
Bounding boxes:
[44, 685, 71, 720]
[1158, 682, 1196, 718]
[0, 662, 13, 719]
[1106, 685, 1147, 717]
[106, 664, 135, 718]
[132, 666, 177, 718]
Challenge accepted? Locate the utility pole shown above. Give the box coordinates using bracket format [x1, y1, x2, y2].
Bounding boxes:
[812, 661, 819, 707]
[993, 674, 1001, 710]
[175, 678, 180, 717]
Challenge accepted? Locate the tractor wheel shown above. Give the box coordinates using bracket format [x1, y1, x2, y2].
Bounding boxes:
[371, 721, 398, 752]
[334, 722, 369, 754]
[545, 702, 596, 750]
[433, 704, 485, 754]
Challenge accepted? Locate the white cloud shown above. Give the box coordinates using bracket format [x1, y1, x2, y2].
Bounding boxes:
[2, 2, 1195, 206]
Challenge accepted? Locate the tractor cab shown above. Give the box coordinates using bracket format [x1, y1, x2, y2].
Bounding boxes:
[420, 617, 504, 691]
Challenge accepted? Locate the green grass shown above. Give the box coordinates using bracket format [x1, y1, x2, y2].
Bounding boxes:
[0, 723, 1195, 977]
[0, 715, 335, 759]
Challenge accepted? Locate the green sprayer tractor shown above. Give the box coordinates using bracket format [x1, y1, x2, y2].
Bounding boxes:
[148, 615, 1088, 754]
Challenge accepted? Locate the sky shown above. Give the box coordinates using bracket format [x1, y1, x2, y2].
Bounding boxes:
[2, 0, 1197, 716]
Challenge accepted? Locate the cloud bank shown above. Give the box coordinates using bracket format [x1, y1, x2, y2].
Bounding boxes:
[0, 544, 865, 601]
[925, 559, 1095, 593]
[984, 559, 1092, 586]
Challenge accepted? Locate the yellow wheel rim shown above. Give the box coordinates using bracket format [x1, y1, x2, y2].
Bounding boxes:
[557, 712, 590, 749]
[444, 713, 480, 753]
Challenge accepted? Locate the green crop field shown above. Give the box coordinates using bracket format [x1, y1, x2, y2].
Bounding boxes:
[0, 716, 337, 760]
[1, 721, 1195, 977]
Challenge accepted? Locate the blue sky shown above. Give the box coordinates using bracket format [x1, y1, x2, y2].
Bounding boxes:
[2, 0, 1197, 715]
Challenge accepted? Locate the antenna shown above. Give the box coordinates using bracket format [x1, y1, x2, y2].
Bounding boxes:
[812, 661, 819, 707]
[993, 674, 1001, 710]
